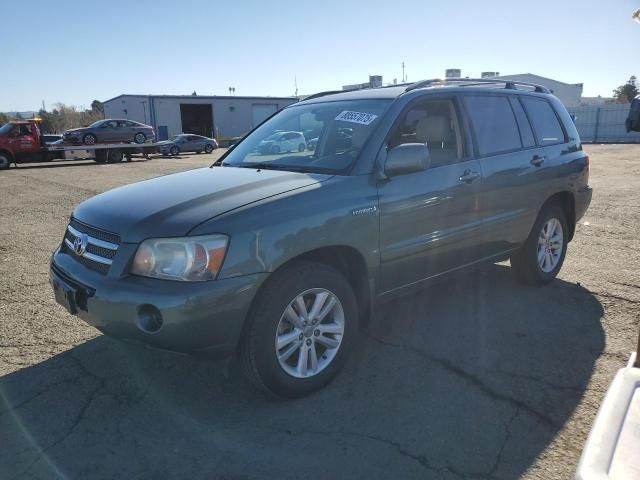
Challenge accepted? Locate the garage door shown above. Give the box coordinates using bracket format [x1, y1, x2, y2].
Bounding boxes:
[252, 104, 278, 128]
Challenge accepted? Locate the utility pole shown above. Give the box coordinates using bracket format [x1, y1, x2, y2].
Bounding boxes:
[294, 76, 298, 97]
[402, 62, 406, 83]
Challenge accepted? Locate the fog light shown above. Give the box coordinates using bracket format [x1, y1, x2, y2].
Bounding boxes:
[137, 304, 163, 333]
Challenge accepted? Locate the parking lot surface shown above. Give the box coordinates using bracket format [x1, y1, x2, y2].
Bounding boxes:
[1, 146, 639, 479]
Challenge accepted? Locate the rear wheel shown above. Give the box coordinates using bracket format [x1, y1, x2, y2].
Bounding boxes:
[106, 149, 123, 163]
[83, 133, 97, 145]
[94, 151, 107, 163]
[0, 153, 11, 170]
[170, 146, 180, 156]
[511, 204, 568, 285]
[134, 132, 146, 144]
[240, 261, 358, 398]
[298, 143, 305, 152]
[205, 144, 214, 154]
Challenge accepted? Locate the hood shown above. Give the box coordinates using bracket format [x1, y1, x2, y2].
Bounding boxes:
[156, 140, 174, 146]
[64, 128, 86, 134]
[73, 166, 331, 242]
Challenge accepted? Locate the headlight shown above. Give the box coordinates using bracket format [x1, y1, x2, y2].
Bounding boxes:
[131, 234, 228, 281]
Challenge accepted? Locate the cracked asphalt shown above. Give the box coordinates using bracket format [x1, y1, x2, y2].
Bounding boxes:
[1, 145, 639, 479]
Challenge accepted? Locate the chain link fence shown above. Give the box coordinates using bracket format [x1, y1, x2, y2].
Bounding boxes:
[567, 103, 640, 143]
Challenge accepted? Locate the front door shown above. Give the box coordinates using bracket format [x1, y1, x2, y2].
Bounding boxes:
[377, 97, 484, 294]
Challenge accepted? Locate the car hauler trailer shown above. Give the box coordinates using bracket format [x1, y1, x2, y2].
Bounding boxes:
[0, 119, 162, 170]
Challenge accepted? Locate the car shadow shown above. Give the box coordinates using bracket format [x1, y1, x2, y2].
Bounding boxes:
[0, 264, 604, 479]
[11, 158, 153, 170]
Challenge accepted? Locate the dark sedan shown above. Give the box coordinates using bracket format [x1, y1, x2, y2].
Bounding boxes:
[158, 134, 218, 156]
[63, 119, 155, 145]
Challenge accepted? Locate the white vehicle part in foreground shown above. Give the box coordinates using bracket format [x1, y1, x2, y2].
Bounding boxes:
[576, 352, 640, 479]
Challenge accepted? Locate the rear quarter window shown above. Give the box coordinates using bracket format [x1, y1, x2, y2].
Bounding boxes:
[521, 97, 566, 145]
[463, 95, 522, 156]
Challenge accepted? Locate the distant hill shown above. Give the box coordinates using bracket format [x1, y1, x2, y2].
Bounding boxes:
[3, 111, 37, 119]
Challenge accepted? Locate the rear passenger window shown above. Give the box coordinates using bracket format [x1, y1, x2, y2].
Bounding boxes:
[464, 96, 521, 155]
[521, 98, 565, 145]
[509, 98, 536, 147]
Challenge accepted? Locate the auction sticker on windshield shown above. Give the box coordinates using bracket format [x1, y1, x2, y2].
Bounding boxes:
[335, 111, 378, 125]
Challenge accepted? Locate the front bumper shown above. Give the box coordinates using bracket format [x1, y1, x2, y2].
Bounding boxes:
[49, 246, 267, 355]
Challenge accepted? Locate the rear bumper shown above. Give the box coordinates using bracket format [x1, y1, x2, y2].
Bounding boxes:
[50, 247, 268, 355]
[575, 185, 593, 223]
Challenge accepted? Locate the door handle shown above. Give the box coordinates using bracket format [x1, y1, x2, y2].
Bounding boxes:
[530, 154, 546, 167]
[459, 170, 480, 183]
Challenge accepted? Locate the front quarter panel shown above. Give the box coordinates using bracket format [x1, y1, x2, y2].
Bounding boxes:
[189, 175, 380, 282]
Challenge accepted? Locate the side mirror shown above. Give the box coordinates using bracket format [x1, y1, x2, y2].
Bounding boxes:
[384, 143, 431, 177]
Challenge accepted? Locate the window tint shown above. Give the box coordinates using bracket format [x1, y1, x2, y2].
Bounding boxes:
[389, 98, 462, 167]
[521, 98, 565, 145]
[464, 96, 521, 155]
[509, 98, 536, 147]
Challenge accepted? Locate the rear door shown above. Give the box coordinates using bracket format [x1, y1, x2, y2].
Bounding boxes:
[377, 96, 484, 293]
[461, 94, 548, 255]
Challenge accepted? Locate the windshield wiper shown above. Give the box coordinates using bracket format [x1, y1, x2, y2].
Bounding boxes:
[227, 162, 314, 173]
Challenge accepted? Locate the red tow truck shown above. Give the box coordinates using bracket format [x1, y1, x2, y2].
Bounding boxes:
[0, 119, 160, 170]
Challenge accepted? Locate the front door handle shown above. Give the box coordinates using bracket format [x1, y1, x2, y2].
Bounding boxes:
[459, 170, 480, 183]
[531, 154, 546, 167]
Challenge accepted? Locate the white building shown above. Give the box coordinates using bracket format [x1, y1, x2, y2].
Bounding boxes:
[493, 73, 584, 107]
[102, 94, 298, 142]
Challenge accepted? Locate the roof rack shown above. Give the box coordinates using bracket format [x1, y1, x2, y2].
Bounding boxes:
[302, 90, 345, 101]
[405, 78, 551, 94]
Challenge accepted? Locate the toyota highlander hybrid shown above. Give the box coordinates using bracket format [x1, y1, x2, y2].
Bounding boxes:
[49, 78, 592, 398]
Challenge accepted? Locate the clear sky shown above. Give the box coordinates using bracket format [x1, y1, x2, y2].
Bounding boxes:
[2, 0, 639, 111]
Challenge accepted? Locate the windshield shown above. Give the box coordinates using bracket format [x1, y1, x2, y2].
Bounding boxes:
[0, 123, 12, 134]
[222, 99, 391, 173]
[88, 120, 104, 128]
[171, 135, 185, 141]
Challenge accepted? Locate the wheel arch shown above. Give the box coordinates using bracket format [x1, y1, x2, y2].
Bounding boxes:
[239, 245, 372, 352]
[0, 149, 15, 162]
[542, 191, 576, 241]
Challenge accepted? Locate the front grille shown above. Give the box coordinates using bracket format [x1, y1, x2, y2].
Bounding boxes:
[62, 218, 120, 275]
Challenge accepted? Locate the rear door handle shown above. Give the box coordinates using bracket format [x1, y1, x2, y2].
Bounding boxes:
[531, 155, 546, 167]
[459, 170, 480, 183]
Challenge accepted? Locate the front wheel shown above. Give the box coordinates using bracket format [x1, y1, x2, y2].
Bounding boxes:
[298, 143, 305, 152]
[170, 146, 179, 156]
[0, 153, 11, 170]
[240, 261, 358, 398]
[83, 133, 97, 145]
[511, 204, 568, 285]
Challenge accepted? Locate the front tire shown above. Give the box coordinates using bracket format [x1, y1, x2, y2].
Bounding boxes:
[511, 204, 568, 285]
[170, 146, 179, 156]
[83, 133, 97, 145]
[298, 143, 305, 152]
[240, 261, 358, 398]
[0, 153, 11, 170]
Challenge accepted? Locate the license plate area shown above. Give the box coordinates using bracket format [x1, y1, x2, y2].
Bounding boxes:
[50, 266, 92, 314]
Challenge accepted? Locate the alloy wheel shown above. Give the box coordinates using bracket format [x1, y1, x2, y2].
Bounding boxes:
[274, 288, 345, 379]
[537, 218, 563, 273]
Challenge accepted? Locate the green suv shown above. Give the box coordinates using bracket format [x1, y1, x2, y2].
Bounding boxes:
[49, 78, 592, 397]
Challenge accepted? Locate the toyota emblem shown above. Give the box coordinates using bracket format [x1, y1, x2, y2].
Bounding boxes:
[73, 234, 88, 256]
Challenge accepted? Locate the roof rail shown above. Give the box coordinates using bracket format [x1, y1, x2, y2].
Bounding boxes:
[302, 90, 345, 101]
[405, 78, 551, 94]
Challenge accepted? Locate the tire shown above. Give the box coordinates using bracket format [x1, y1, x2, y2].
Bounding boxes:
[510, 204, 568, 285]
[106, 149, 123, 163]
[0, 153, 11, 170]
[205, 144, 214, 154]
[298, 143, 305, 152]
[170, 146, 180, 156]
[94, 151, 107, 163]
[240, 261, 358, 398]
[134, 132, 146, 144]
[271, 145, 280, 154]
[83, 133, 97, 146]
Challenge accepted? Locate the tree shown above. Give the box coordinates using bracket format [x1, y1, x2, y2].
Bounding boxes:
[192, 91, 197, 96]
[612, 76, 638, 103]
[0, 112, 9, 125]
[90, 99, 104, 114]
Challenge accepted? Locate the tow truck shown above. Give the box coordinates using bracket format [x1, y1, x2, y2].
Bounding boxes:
[0, 118, 162, 170]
